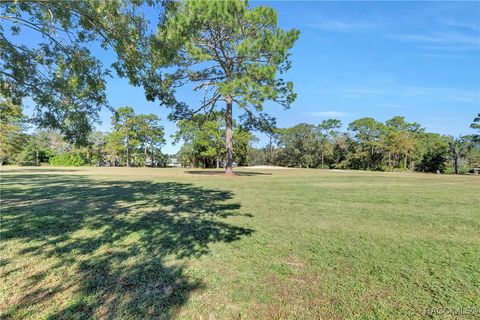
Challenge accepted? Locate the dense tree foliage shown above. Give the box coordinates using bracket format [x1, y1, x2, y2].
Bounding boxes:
[471, 113, 480, 142]
[0, 0, 165, 144]
[0, 97, 25, 164]
[276, 123, 319, 168]
[248, 116, 480, 174]
[447, 136, 473, 174]
[347, 117, 386, 170]
[175, 112, 255, 168]
[415, 133, 449, 173]
[49, 153, 86, 166]
[2, 108, 165, 167]
[104, 107, 165, 167]
[2, 114, 478, 174]
[317, 119, 342, 168]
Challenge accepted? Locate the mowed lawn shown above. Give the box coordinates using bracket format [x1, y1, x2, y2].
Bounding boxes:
[1, 167, 479, 319]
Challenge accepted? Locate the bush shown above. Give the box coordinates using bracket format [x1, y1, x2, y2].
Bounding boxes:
[15, 149, 39, 166]
[49, 153, 86, 166]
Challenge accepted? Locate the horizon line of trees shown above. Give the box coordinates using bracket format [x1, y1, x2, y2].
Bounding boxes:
[1, 101, 479, 174]
[248, 115, 480, 174]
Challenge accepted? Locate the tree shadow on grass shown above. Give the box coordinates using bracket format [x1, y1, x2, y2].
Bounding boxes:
[0, 167, 81, 173]
[0, 174, 254, 319]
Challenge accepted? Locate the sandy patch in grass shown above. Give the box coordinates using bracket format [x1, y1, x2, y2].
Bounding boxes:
[243, 165, 292, 170]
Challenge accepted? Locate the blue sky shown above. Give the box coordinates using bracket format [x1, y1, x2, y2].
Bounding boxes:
[264, 1, 480, 136]
[25, 1, 480, 154]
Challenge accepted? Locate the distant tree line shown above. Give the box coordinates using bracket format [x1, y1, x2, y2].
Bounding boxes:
[0, 103, 165, 167]
[249, 115, 480, 174]
[174, 112, 255, 168]
[1, 96, 478, 174]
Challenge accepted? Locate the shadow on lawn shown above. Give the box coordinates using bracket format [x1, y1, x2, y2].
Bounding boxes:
[0, 167, 80, 173]
[0, 174, 253, 319]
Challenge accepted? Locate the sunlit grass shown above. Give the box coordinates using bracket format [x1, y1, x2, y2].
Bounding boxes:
[1, 166, 479, 319]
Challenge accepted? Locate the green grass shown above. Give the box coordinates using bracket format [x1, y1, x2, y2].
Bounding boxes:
[1, 166, 479, 319]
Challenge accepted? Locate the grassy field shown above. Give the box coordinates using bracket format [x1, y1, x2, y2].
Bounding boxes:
[1, 166, 479, 319]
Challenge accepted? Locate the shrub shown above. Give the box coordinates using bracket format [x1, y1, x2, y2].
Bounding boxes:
[15, 150, 39, 166]
[49, 153, 86, 166]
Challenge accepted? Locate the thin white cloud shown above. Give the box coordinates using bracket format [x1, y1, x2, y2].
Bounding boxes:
[308, 20, 376, 32]
[303, 111, 347, 117]
[343, 88, 387, 95]
[439, 19, 480, 31]
[414, 53, 468, 59]
[450, 94, 480, 103]
[420, 45, 479, 52]
[377, 103, 413, 109]
[402, 87, 479, 103]
[388, 32, 480, 46]
[340, 86, 480, 103]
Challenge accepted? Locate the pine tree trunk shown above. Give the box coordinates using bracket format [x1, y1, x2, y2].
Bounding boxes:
[454, 155, 459, 174]
[125, 135, 130, 167]
[150, 144, 154, 166]
[144, 147, 147, 167]
[321, 153, 324, 169]
[225, 96, 234, 175]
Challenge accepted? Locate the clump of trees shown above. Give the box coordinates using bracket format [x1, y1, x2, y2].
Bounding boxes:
[103, 107, 165, 167]
[248, 115, 480, 174]
[0, 106, 165, 167]
[174, 112, 255, 168]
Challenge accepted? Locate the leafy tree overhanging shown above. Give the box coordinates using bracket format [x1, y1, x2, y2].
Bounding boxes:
[0, 0, 164, 145]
